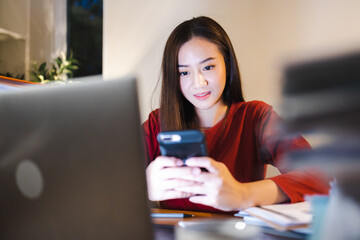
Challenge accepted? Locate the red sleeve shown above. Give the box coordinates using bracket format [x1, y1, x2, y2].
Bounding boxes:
[142, 109, 161, 165]
[256, 103, 330, 203]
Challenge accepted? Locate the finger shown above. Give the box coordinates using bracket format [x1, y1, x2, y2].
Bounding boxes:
[177, 171, 217, 183]
[159, 166, 202, 180]
[174, 185, 208, 195]
[150, 156, 183, 170]
[189, 195, 214, 206]
[162, 179, 201, 190]
[185, 157, 219, 173]
[160, 190, 195, 200]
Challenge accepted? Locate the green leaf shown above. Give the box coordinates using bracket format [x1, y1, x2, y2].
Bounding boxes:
[29, 51, 79, 84]
[39, 62, 47, 72]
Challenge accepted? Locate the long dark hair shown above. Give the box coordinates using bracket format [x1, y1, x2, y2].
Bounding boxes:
[160, 16, 244, 131]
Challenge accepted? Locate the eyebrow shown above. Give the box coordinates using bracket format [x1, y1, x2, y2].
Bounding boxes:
[178, 57, 215, 68]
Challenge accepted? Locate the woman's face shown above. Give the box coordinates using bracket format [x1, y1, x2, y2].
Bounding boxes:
[178, 37, 227, 113]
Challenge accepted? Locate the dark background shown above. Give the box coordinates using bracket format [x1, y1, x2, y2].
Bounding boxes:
[67, 0, 103, 77]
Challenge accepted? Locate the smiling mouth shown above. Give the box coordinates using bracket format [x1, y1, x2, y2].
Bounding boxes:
[194, 91, 210, 96]
[194, 91, 211, 99]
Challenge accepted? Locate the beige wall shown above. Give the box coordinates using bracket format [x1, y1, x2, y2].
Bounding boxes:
[0, 0, 67, 80]
[0, 0, 29, 77]
[104, 0, 360, 123]
[29, 0, 67, 69]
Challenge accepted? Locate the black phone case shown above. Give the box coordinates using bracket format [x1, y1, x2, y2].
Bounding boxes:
[157, 130, 207, 161]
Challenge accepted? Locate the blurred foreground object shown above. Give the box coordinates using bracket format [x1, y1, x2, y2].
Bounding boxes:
[281, 50, 360, 240]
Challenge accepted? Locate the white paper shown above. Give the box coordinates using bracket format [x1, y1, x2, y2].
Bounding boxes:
[242, 201, 312, 227]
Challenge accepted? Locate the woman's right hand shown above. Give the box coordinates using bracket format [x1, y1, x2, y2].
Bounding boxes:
[146, 156, 201, 201]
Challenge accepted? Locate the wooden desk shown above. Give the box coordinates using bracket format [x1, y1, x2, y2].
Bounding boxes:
[151, 208, 237, 226]
[152, 208, 307, 240]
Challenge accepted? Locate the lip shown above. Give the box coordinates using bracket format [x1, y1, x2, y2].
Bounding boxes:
[194, 91, 211, 100]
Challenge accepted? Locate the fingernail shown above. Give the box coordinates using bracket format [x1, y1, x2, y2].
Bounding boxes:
[192, 167, 201, 175]
[185, 158, 192, 164]
[176, 160, 183, 166]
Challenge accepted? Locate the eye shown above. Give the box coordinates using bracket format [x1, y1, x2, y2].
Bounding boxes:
[179, 71, 189, 76]
[203, 65, 214, 71]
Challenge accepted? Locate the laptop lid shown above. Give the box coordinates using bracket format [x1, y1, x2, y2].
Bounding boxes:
[0, 76, 153, 240]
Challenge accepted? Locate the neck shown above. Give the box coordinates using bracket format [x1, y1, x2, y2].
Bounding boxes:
[196, 102, 228, 128]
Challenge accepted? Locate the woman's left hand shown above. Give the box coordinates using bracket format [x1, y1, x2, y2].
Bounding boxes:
[173, 157, 253, 211]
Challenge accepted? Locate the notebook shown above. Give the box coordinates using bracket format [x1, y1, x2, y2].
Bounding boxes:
[0, 76, 153, 240]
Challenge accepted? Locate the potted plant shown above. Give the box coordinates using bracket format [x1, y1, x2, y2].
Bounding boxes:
[30, 52, 79, 84]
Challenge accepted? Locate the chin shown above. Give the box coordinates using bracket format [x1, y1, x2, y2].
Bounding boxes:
[194, 104, 215, 111]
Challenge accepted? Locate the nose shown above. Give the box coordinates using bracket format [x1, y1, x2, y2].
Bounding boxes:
[193, 71, 208, 88]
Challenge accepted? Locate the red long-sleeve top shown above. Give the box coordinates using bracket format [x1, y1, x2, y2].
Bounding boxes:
[143, 101, 330, 213]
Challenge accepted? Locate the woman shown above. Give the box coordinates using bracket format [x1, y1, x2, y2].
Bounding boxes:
[143, 16, 329, 213]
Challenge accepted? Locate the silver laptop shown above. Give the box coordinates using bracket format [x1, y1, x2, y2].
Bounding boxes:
[0, 76, 153, 240]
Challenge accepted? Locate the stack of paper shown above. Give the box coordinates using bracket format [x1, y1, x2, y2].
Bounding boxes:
[239, 202, 312, 231]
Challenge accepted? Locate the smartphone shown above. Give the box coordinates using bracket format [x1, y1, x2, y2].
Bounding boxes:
[157, 130, 207, 162]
